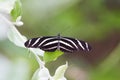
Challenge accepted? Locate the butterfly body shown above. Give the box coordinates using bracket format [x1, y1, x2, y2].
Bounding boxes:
[24, 34, 91, 53]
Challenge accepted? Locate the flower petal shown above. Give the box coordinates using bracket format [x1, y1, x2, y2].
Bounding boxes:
[0, 0, 16, 14]
[0, 14, 11, 40]
[53, 62, 68, 80]
[13, 16, 23, 26]
[7, 25, 44, 56]
[7, 25, 27, 47]
[30, 48, 44, 56]
[32, 67, 51, 80]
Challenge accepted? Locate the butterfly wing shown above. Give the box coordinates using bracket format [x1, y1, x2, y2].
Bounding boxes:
[61, 37, 91, 52]
[24, 36, 58, 52]
[24, 36, 91, 52]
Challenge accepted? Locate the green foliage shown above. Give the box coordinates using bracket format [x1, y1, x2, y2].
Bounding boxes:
[11, 0, 22, 21]
[90, 44, 120, 80]
[43, 50, 64, 63]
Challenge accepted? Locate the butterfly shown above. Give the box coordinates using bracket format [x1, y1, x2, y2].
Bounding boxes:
[24, 34, 91, 53]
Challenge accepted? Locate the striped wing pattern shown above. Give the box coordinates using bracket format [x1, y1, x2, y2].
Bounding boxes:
[24, 36, 91, 53]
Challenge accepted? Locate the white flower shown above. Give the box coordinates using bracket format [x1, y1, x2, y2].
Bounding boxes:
[13, 16, 23, 26]
[52, 62, 68, 80]
[0, 0, 44, 56]
[0, 0, 23, 40]
[32, 62, 68, 80]
[0, 0, 25, 46]
[1, 1, 68, 80]
[32, 67, 51, 80]
[0, 0, 15, 14]
[0, 14, 9, 40]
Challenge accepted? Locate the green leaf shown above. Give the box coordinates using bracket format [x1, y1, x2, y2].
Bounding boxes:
[43, 50, 64, 62]
[11, 0, 22, 21]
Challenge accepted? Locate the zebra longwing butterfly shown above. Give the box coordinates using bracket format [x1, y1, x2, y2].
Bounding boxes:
[24, 34, 91, 53]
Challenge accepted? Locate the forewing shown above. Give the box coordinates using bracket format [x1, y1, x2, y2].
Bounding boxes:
[24, 36, 56, 48]
[62, 37, 91, 51]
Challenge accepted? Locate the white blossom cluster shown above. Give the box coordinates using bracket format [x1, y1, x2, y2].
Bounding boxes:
[0, 0, 68, 80]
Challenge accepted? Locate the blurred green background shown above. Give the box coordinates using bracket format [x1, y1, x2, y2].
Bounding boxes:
[0, 0, 120, 80]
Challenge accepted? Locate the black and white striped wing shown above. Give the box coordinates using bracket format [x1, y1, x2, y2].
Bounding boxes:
[24, 36, 58, 52]
[24, 36, 91, 53]
[60, 37, 91, 52]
